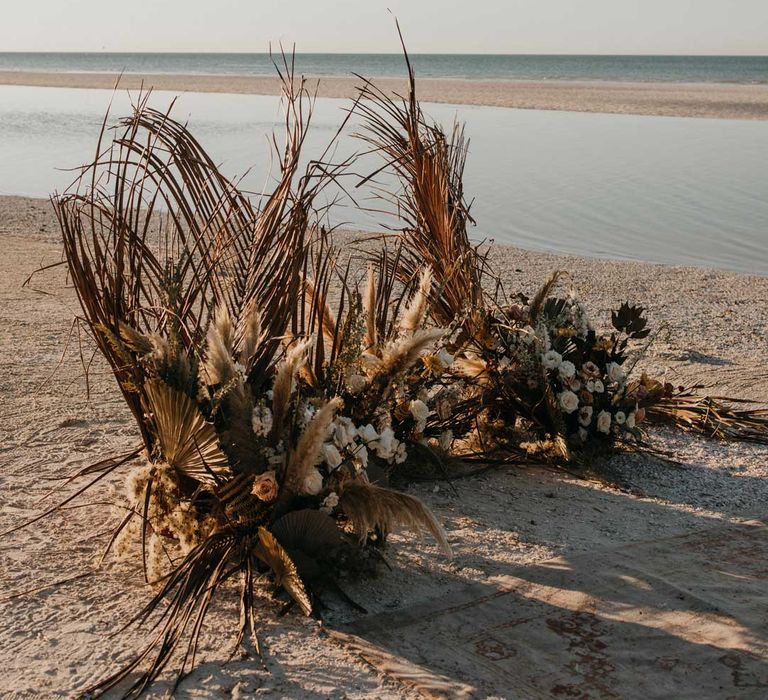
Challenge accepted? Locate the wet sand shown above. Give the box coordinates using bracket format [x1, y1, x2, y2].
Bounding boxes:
[2, 71, 768, 119]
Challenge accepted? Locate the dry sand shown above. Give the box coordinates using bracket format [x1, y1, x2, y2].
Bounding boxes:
[1, 194, 767, 698]
[2, 71, 768, 120]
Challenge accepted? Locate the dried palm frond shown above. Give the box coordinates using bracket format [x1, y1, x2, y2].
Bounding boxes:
[142, 380, 230, 484]
[646, 389, 768, 444]
[353, 26, 488, 333]
[364, 264, 378, 352]
[339, 481, 452, 556]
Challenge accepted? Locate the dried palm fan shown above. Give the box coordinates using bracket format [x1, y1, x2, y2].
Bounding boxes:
[39, 57, 453, 699]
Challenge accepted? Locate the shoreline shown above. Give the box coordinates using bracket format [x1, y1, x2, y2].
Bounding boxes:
[1, 70, 768, 119]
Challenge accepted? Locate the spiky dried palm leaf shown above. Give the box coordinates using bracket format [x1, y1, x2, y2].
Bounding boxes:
[353, 27, 489, 333]
[646, 390, 768, 444]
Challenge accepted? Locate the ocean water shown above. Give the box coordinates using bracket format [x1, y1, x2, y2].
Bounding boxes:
[0, 85, 766, 276]
[0, 53, 767, 84]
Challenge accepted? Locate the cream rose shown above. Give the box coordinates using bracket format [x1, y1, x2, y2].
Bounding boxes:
[559, 390, 579, 414]
[323, 443, 343, 470]
[615, 411, 626, 425]
[301, 467, 324, 496]
[578, 405, 593, 427]
[542, 350, 563, 370]
[596, 410, 612, 434]
[251, 470, 278, 502]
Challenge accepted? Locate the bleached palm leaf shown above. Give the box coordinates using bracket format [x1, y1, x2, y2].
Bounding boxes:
[143, 380, 230, 484]
[256, 526, 312, 616]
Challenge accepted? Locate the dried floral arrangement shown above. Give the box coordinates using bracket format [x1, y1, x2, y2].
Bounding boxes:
[352, 44, 768, 466]
[42, 68, 460, 697]
[6, 41, 767, 700]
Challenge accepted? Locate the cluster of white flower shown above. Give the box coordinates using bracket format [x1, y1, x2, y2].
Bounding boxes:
[251, 402, 273, 437]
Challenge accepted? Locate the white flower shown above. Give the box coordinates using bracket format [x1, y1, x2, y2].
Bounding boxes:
[357, 423, 379, 443]
[320, 492, 339, 513]
[626, 412, 636, 429]
[333, 417, 356, 447]
[596, 410, 612, 434]
[607, 362, 626, 384]
[558, 361, 576, 380]
[346, 373, 367, 395]
[394, 441, 408, 464]
[542, 350, 562, 370]
[410, 399, 430, 433]
[586, 379, 595, 392]
[593, 379, 605, 393]
[438, 430, 453, 451]
[251, 404, 273, 437]
[374, 427, 397, 460]
[233, 361, 247, 379]
[436, 348, 454, 367]
[615, 411, 626, 425]
[558, 390, 579, 414]
[323, 443, 343, 470]
[578, 405, 593, 427]
[301, 467, 324, 496]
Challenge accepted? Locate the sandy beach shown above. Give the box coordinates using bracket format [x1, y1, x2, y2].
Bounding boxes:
[1, 194, 767, 697]
[2, 71, 768, 120]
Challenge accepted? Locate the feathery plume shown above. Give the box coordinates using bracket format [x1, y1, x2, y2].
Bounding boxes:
[339, 482, 452, 556]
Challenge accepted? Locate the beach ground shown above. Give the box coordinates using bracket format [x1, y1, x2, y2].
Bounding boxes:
[1, 195, 767, 698]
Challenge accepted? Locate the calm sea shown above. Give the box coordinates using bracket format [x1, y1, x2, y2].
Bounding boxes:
[0, 53, 767, 84]
[1, 86, 766, 276]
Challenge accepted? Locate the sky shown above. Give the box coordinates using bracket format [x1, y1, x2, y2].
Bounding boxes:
[2, 0, 767, 54]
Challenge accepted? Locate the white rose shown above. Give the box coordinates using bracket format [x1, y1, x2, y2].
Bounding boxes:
[301, 467, 324, 496]
[558, 390, 579, 414]
[346, 373, 367, 395]
[410, 399, 430, 433]
[323, 443, 343, 470]
[596, 410, 612, 434]
[436, 348, 454, 367]
[607, 362, 626, 384]
[626, 412, 636, 429]
[593, 379, 605, 393]
[357, 423, 379, 443]
[615, 411, 626, 425]
[333, 417, 356, 447]
[394, 441, 407, 464]
[558, 361, 576, 379]
[374, 427, 397, 460]
[578, 405, 593, 427]
[542, 350, 563, 370]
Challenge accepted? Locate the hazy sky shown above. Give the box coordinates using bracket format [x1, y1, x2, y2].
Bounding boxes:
[2, 0, 767, 54]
